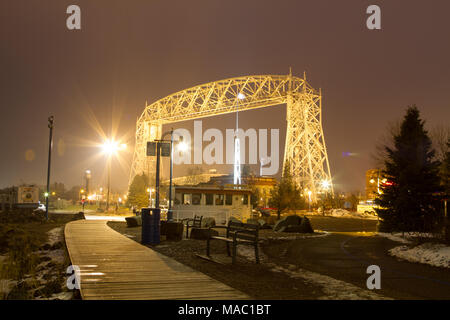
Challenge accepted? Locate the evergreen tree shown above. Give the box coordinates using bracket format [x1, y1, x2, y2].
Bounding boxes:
[375, 106, 443, 232]
[269, 161, 305, 219]
[127, 173, 150, 209]
[441, 139, 450, 196]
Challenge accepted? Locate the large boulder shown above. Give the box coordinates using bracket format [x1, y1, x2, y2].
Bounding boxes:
[190, 228, 219, 240]
[299, 216, 314, 233]
[273, 217, 288, 231]
[284, 215, 302, 226]
[201, 217, 216, 228]
[160, 221, 184, 241]
[282, 225, 304, 233]
[125, 216, 142, 227]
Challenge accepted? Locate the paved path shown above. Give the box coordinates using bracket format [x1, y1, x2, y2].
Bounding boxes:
[65, 220, 249, 300]
[263, 231, 450, 299]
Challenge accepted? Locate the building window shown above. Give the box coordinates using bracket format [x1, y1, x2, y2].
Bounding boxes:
[205, 193, 213, 205]
[192, 193, 201, 205]
[225, 194, 232, 205]
[182, 193, 192, 205]
[215, 194, 224, 205]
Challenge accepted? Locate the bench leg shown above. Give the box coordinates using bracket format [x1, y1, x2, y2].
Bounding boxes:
[232, 242, 237, 264]
[254, 244, 260, 264]
[186, 226, 189, 239]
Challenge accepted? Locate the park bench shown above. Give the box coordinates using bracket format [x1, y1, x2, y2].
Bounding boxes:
[206, 221, 260, 264]
[183, 215, 203, 238]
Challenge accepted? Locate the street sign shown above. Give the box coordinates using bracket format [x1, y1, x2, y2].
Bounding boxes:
[147, 142, 156, 156]
[160, 142, 171, 157]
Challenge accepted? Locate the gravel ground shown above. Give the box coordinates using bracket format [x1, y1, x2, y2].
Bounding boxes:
[107, 221, 332, 299]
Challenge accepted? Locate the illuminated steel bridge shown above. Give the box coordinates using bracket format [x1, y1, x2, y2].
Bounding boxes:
[130, 73, 333, 201]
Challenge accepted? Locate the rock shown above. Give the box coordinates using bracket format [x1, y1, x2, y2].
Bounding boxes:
[160, 221, 183, 241]
[299, 216, 314, 233]
[190, 228, 219, 240]
[273, 217, 288, 231]
[283, 225, 303, 233]
[284, 215, 302, 226]
[201, 217, 216, 228]
[125, 216, 142, 227]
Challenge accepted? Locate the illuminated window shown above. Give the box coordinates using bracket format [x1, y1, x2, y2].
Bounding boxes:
[182, 193, 192, 205]
[215, 194, 224, 206]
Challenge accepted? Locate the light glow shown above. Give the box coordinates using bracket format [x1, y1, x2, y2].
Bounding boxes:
[102, 139, 126, 156]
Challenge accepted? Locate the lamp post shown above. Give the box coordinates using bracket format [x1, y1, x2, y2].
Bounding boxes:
[101, 139, 126, 212]
[234, 93, 246, 187]
[45, 116, 54, 221]
[149, 130, 187, 220]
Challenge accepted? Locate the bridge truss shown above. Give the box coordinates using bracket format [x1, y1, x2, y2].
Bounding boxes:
[131, 74, 333, 201]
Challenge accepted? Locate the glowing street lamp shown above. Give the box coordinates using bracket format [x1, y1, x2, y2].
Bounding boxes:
[101, 138, 127, 211]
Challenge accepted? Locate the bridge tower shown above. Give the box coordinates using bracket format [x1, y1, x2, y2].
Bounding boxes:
[130, 74, 333, 202]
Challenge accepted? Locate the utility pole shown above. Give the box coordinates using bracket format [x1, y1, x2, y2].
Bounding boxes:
[45, 116, 54, 221]
[106, 158, 111, 211]
[155, 142, 161, 209]
[168, 129, 174, 221]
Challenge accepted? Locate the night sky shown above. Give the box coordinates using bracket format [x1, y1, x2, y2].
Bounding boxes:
[1, 0, 449, 193]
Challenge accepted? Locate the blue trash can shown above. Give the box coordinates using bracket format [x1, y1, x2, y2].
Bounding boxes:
[141, 208, 161, 245]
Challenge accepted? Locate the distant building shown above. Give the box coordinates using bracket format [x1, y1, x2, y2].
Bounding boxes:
[173, 185, 252, 224]
[365, 169, 386, 199]
[199, 174, 277, 207]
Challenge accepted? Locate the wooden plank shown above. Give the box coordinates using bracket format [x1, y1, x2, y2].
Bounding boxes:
[65, 220, 249, 300]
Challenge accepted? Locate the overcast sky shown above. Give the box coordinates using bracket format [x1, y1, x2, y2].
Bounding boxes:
[1, 0, 449, 193]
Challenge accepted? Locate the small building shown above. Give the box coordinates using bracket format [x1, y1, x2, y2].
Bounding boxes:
[200, 174, 277, 207]
[173, 185, 252, 224]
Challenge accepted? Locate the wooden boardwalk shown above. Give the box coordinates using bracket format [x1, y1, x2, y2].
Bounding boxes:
[65, 220, 249, 300]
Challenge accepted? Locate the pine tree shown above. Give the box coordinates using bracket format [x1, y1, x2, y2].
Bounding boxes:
[126, 173, 150, 209]
[269, 161, 305, 219]
[375, 106, 443, 232]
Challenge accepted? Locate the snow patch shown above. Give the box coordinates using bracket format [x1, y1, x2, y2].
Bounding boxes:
[327, 209, 378, 220]
[389, 243, 450, 268]
[269, 265, 390, 300]
[377, 232, 412, 244]
[237, 244, 390, 300]
[47, 227, 63, 245]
